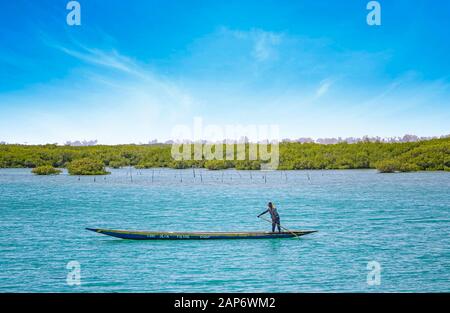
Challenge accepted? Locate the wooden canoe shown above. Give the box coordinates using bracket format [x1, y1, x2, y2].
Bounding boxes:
[86, 228, 317, 240]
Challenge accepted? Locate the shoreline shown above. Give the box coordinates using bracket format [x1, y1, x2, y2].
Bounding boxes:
[0, 167, 448, 173]
[1, 138, 449, 173]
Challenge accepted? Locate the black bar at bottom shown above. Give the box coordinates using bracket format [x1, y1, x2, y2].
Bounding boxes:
[0, 293, 447, 312]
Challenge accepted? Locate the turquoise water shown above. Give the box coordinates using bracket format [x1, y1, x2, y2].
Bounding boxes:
[0, 168, 449, 292]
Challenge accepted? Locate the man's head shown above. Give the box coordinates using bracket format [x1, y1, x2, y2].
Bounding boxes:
[268, 202, 273, 209]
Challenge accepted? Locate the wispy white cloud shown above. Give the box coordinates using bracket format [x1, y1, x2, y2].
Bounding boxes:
[219, 27, 283, 62]
[1, 28, 449, 144]
[314, 79, 334, 99]
[250, 30, 282, 62]
[55, 44, 149, 80]
[0, 43, 199, 144]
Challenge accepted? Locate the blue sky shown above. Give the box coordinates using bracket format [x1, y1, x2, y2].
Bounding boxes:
[0, 0, 449, 144]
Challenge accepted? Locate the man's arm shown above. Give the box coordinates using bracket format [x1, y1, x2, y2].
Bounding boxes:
[257, 209, 269, 218]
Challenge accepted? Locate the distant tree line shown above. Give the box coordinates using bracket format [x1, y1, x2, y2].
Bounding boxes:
[3, 134, 442, 147]
[0, 137, 448, 174]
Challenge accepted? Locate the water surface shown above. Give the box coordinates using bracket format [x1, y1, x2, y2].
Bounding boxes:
[0, 168, 449, 292]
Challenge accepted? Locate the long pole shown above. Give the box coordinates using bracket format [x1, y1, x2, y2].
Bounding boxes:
[258, 215, 299, 238]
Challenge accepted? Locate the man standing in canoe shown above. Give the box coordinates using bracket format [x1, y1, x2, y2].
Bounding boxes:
[258, 202, 281, 233]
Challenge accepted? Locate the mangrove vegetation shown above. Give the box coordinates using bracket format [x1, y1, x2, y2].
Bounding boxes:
[0, 137, 448, 174]
[31, 165, 62, 175]
[67, 158, 110, 175]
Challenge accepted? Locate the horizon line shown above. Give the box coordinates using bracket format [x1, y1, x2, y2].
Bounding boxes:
[1, 134, 449, 146]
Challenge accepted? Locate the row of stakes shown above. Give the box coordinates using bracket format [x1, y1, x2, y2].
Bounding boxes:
[79, 168, 313, 184]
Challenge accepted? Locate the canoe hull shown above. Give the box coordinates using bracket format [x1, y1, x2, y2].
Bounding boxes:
[86, 228, 317, 240]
